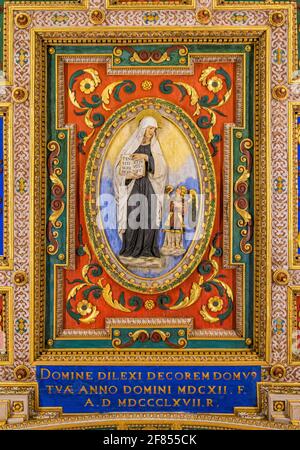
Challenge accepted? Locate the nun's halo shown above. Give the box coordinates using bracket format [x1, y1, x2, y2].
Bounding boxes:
[133, 108, 163, 128]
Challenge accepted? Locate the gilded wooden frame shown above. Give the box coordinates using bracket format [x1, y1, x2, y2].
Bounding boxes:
[28, 27, 270, 364]
[0, 104, 13, 270]
[0, 0, 299, 431]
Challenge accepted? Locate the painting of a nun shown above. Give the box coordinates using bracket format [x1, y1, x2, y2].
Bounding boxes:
[113, 116, 167, 267]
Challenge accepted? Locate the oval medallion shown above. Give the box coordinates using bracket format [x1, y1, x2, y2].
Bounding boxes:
[85, 98, 216, 293]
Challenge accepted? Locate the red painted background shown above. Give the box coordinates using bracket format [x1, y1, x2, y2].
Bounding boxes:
[63, 62, 237, 330]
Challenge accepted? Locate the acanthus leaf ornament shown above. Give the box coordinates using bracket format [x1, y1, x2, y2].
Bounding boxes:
[68, 69, 136, 153]
[66, 227, 146, 323]
[154, 233, 234, 324]
[159, 66, 232, 156]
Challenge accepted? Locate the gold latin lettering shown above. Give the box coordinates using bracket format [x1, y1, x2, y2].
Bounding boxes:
[238, 385, 244, 394]
[84, 398, 94, 407]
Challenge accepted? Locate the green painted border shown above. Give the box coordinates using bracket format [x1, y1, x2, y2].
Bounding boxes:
[45, 42, 254, 351]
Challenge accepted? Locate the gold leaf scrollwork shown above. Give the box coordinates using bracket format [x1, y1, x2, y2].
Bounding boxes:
[234, 138, 253, 254]
[167, 66, 232, 147]
[68, 69, 136, 150]
[165, 235, 234, 323]
[169, 276, 203, 310]
[66, 243, 133, 324]
[47, 140, 65, 255]
[101, 283, 132, 313]
[101, 81, 125, 111]
[199, 237, 234, 323]
[112, 329, 187, 349]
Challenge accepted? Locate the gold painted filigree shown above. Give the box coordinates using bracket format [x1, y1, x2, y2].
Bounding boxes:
[234, 138, 253, 254]
[199, 237, 234, 324]
[167, 66, 232, 147]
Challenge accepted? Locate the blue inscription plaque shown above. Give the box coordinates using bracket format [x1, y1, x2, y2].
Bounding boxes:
[37, 365, 260, 414]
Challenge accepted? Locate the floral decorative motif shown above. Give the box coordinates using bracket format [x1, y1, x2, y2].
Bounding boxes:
[112, 329, 187, 349]
[16, 178, 27, 194]
[66, 226, 146, 324]
[274, 176, 285, 193]
[16, 49, 29, 67]
[80, 78, 97, 94]
[47, 140, 65, 255]
[273, 401, 285, 412]
[231, 13, 247, 24]
[142, 12, 159, 24]
[12, 401, 24, 413]
[68, 68, 136, 153]
[144, 300, 155, 310]
[207, 76, 223, 94]
[76, 300, 99, 324]
[272, 48, 287, 65]
[51, 13, 68, 24]
[77, 300, 93, 316]
[141, 80, 153, 91]
[208, 296, 223, 312]
[160, 66, 232, 155]
[155, 233, 234, 324]
[234, 138, 253, 254]
[16, 318, 27, 335]
[273, 318, 285, 335]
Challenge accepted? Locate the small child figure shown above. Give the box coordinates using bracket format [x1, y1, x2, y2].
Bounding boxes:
[161, 185, 187, 256]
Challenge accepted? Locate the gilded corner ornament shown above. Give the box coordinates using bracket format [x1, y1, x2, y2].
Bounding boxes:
[269, 11, 286, 28]
[270, 364, 286, 381]
[14, 13, 31, 29]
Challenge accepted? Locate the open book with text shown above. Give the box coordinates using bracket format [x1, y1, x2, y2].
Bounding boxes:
[119, 155, 145, 177]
